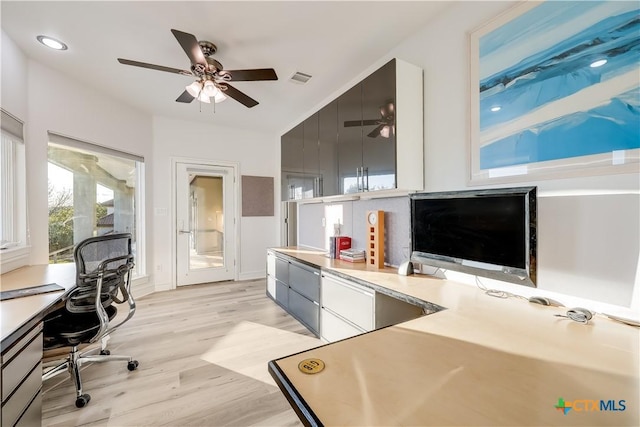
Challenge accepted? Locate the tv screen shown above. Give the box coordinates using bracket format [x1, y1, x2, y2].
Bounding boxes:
[410, 187, 537, 287]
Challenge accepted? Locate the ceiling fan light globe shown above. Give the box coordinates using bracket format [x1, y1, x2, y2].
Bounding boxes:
[198, 92, 211, 103]
[213, 92, 227, 103]
[380, 126, 390, 138]
[186, 81, 203, 98]
[203, 80, 219, 97]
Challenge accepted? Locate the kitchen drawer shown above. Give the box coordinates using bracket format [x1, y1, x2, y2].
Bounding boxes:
[289, 262, 320, 302]
[321, 308, 365, 342]
[288, 289, 319, 335]
[1, 362, 42, 427]
[267, 251, 276, 278]
[267, 276, 276, 299]
[275, 257, 289, 284]
[275, 279, 289, 308]
[16, 390, 41, 427]
[2, 325, 43, 402]
[322, 273, 374, 331]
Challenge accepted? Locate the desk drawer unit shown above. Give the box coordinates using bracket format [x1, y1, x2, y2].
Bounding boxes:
[1, 323, 43, 427]
[288, 262, 320, 302]
[288, 289, 319, 334]
[275, 279, 289, 308]
[322, 273, 374, 331]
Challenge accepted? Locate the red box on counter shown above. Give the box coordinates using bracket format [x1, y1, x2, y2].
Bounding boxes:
[329, 236, 352, 259]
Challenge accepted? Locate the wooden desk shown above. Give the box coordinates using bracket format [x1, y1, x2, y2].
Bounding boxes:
[1, 264, 76, 349]
[1, 264, 76, 427]
[268, 248, 640, 427]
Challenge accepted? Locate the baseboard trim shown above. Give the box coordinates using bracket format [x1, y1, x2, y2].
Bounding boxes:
[239, 270, 265, 281]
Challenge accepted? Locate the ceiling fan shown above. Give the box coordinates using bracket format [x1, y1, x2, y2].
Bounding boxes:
[343, 101, 395, 138]
[117, 29, 277, 108]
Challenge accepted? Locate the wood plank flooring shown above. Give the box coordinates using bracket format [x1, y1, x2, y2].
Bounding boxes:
[42, 279, 323, 426]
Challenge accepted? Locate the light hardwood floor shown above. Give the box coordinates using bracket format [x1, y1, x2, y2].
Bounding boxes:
[42, 279, 323, 426]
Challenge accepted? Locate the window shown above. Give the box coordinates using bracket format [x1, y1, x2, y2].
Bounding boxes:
[47, 133, 145, 277]
[0, 109, 27, 253]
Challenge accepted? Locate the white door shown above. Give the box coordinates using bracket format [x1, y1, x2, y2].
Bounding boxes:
[176, 162, 236, 286]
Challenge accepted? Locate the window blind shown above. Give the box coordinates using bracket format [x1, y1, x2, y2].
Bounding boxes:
[48, 131, 144, 163]
[0, 109, 24, 142]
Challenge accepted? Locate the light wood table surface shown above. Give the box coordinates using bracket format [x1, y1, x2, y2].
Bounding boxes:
[269, 248, 640, 426]
[1, 264, 76, 349]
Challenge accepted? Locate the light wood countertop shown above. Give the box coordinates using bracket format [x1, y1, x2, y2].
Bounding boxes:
[1, 264, 76, 348]
[269, 247, 640, 426]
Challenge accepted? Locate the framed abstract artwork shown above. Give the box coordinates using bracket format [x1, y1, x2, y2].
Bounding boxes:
[469, 1, 639, 184]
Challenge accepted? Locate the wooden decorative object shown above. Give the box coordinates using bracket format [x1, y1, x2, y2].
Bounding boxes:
[366, 210, 385, 269]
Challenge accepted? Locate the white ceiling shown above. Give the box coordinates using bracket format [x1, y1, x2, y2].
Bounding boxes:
[1, 1, 451, 134]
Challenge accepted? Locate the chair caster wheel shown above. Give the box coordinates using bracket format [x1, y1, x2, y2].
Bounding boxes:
[100, 349, 110, 355]
[75, 394, 91, 408]
[127, 360, 139, 371]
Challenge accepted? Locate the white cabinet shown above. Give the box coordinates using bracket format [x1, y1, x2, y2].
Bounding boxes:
[266, 251, 276, 298]
[321, 272, 374, 342]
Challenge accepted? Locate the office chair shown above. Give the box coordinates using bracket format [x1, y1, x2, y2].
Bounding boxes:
[42, 233, 139, 408]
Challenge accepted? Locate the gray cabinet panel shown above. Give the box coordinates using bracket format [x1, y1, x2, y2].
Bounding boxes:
[319, 100, 338, 197]
[281, 123, 304, 200]
[275, 280, 289, 309]
[361, 59, 396, 191]
[288, 289, 319, 334]
[289, 262, 320, 302]
[275, 257, 289, 284]
[337, 83, 364, 194]
[303, 113, 320, 198]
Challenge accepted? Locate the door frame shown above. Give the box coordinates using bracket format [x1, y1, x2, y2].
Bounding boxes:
[171, 157, 240, 289]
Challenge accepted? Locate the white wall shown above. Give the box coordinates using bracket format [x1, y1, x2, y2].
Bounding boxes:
[2, 31, 154, 295]
[388, 1, 640, 314]
[152, 116, 279, 289]
[1, 30, 28, 121]
[288, 2, 640, 315]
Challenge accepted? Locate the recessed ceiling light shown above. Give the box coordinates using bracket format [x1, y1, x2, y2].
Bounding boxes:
[490, 106, 501, 112]
[590, 59, 607, 68]
[36, 35, 68, 51]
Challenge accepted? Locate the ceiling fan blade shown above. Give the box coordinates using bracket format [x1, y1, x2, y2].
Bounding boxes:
[343, 119, 379, 128]
[218, 68, 278, 82]
[117, 58, 192, 76]
[171, 29, 207, 67]
[367, 124, 386, 138]
[176, 90, 195, 103]
[222, 84, 259, 108]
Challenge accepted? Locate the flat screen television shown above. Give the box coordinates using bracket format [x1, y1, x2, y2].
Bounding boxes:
[410, 186, 537, 287]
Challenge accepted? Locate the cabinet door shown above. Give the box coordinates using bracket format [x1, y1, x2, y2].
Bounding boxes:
[321, 308, 365, 342]
[321, 273, 374, 331]
[318, 100, 338, 197]
[337, 83, 363, 194]
[281, 123, 304, 200]
[361, 59, 397, 191]
[288, 262, 320, 302]
[275, 280, 289, 308]
[302, 113, 320, 198]
[288, 289, 319, 335]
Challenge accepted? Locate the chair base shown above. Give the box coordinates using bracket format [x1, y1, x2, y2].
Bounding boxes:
[43, 344, 138, 407]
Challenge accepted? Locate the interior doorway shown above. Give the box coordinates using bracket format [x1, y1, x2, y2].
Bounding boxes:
[175, 161, 236, 286]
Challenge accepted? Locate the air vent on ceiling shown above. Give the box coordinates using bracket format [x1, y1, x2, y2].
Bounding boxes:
[289, 71, 312, 84]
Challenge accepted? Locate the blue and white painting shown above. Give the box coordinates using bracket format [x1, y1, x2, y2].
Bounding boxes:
[478, 1, 640, 171]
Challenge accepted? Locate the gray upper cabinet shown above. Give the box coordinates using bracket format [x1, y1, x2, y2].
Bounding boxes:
[281, 123, 304, 201]
[302, 113, 320, 198]
[361, 59, 396, 192]
[318, 100, 338, 197]
[337, 84, 364, 194]
[281, 58, 423, 200]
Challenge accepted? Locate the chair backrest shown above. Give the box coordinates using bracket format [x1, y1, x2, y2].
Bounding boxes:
[68, 233, 134, 314]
